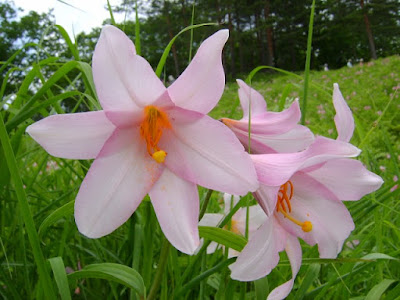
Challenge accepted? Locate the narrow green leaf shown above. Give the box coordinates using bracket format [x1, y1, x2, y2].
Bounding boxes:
[384, 282, 400, 300]
[365, 279, 396, 300]
[175, 258, 236, 298]
[49, 257, 72, 300]
[255, 276, 269, 300]
[199, 226, 247, 252]
[38, 201, 74, 237]
[279, 84, 292, 111]
[155, 22, 218, 77]
[0, 100, 56, 299]
[301, 0, 316, 125]
[6, 91, 81, 131]
[107, 0, 116, 25]
[294, 263, 321, 300]
[55, 25, 80, 60]
[68, 263, 145, 296]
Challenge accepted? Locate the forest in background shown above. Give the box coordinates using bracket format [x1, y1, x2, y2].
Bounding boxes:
[1, 0, 400, 98]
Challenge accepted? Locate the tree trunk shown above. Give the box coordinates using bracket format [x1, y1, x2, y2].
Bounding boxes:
[264, 0, 275, 66]
[228, 11, 236, 79]
[360, 0, 377, 59]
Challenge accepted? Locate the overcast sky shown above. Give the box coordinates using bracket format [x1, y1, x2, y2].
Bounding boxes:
[13, 0, 127, 39]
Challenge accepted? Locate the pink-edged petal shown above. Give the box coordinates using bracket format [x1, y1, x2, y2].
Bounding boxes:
[252, 136, 361, 187]
[222, 100, 302, 135]
[93, 25, 166, 111]
[75, 128, 163, 238]
[236, 79, 267, 118]
[250, 125, 314, 154]
[306, 158, 383, 201]
[333, 83, 354, 142]
[150, 168, 200, 255]
[161, 114, 259, 195]
[168, 30, 228, 114]
[230, 217, 286, 281]
[276, 172, 355, 258]
[26, 111, 115, 159]
[268, 234, 302, 300]
[223, 121, 314, 154]
[253, 185, 281, 217]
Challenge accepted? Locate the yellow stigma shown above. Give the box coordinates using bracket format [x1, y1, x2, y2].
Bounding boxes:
[302, 221, 313, 232]
[277, 181, 313, 232]
[140, 105, 171, 163]
[152, 150, 167, 163]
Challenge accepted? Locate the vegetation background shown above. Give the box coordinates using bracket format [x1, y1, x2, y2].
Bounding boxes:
[0, 0, 399, 299]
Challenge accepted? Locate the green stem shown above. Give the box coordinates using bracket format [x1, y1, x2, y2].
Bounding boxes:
[0, 114, 56, 299]
[147, 237, 171, 300]
[199, 189, 214, 221]
[301, 0, 316, 125]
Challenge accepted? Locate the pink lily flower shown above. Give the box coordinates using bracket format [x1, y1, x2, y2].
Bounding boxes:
[221, 80, 314, 154]
[230, 84, 383, 299]
[26, 25, 258, 255]
[199, 193, 266, 257]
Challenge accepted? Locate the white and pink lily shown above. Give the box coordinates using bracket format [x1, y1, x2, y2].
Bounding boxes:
[199, 193, 266, 257]
[26, 25, 258, 255]
[221, 80, 314, 154]
[230, 84, 383, 299]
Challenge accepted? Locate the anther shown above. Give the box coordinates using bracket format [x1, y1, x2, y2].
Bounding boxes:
[276, 181, 312, 232]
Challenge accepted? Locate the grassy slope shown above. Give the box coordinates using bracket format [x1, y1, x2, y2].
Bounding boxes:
[210, 55, 400, 299]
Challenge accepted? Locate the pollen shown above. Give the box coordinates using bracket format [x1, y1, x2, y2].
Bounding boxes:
[152, 150, 167, 163]
[140, 105, 171, 163]
[277, 181, 313, 232]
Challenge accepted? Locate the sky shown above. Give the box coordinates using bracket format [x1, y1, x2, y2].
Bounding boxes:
[13, 0, 127, 39]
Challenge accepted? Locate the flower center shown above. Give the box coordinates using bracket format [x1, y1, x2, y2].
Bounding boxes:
[224, 219, 241, 235]
[276, 181, 312, 232]
[140, 105, 171, 163]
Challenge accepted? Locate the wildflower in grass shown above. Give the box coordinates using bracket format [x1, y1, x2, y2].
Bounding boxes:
[199, 193, 266, 257]
[220, 80, 314, 154]
[230, 84, 383, 299]
[26, 25, 258, 254]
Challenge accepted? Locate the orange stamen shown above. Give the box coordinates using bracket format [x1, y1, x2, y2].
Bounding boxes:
[276, 181, 312, 232]
[140, 106, 171, 163]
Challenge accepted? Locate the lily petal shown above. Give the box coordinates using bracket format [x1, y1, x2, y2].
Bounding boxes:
[230, 217, 286, 281]
[93, 25, 166, 111]
[26, 111, 115, 159]
[267, 234, 302, 300]
[199, 213, 223, 227]
[150, 168, 200, 255]
[249, 125, 314, 154]
[74, 128, 162, 238]
[237, 79, 267, 118]
[252, 136, 361, 187]
[306, 158, 383, 201]
[162, 114, 259, 195]
[333, 83, 354, 142]
[253, 184, 280, 217]
[223, 100, 303, 135]
[168, 30, 228, 114]
[277, 172, 355, 258]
